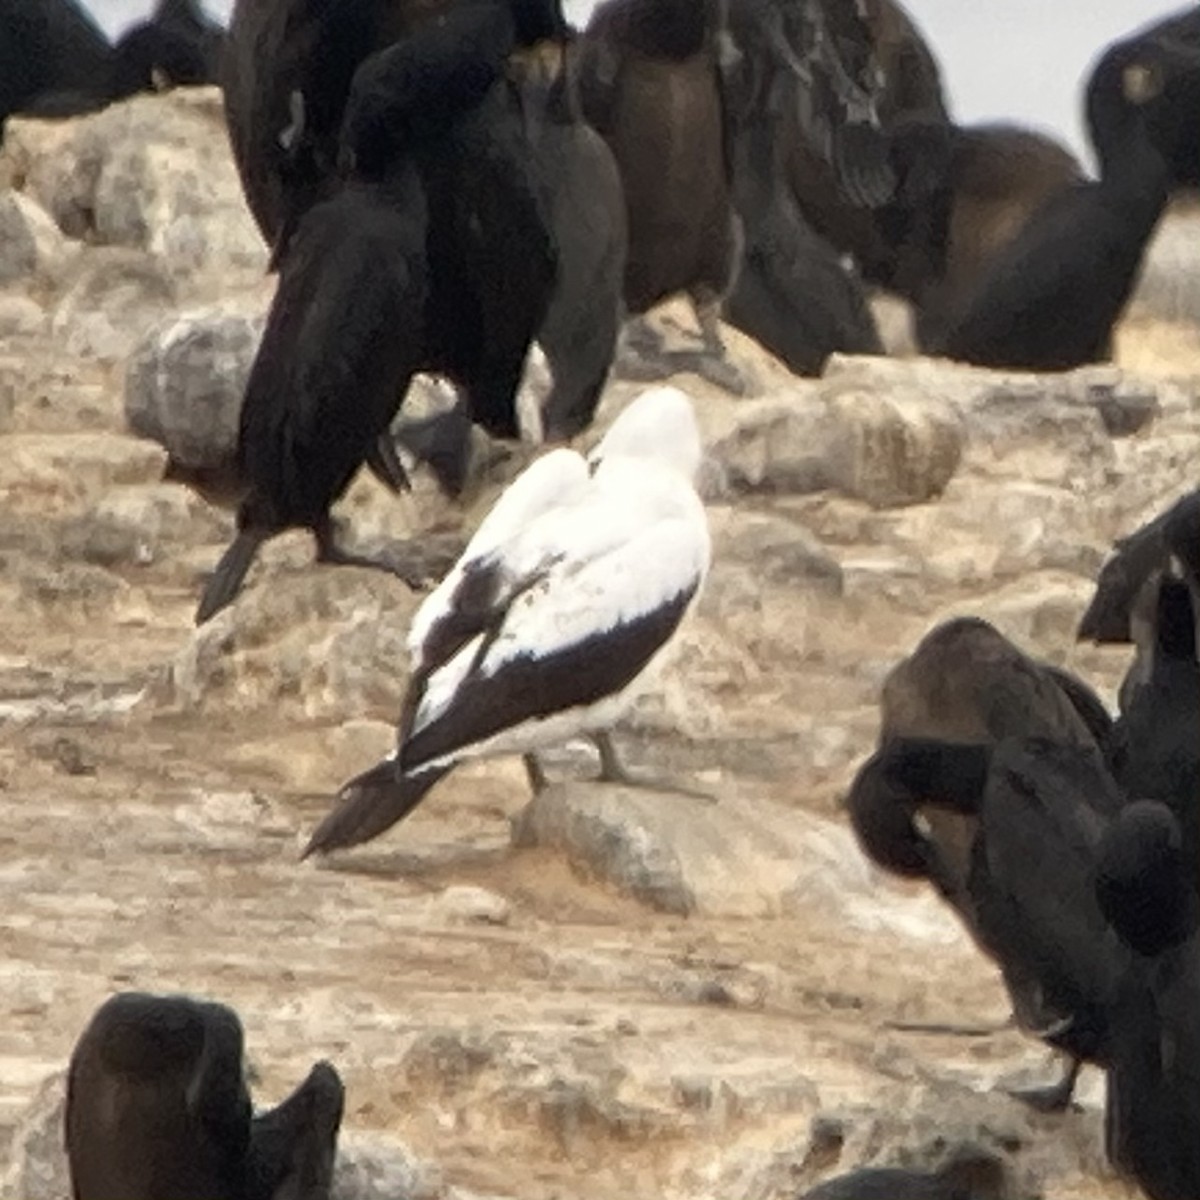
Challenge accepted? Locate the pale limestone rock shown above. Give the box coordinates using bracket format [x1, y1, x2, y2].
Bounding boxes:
[824, 384, 964, 508]
[0, 1071, 66, 1200]
[124, 303, 267, 477]
[3, 89, 267, 281]
[512, 781, 967, 939]
[0, 295, 49, 338]
[50, 248, 178, 361]
[0, 190, 78, 286]
[159, 568, 420, 720]
[58, 483, 228, 568]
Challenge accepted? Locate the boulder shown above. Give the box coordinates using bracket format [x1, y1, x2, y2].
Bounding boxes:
[124, 301, 268, 482]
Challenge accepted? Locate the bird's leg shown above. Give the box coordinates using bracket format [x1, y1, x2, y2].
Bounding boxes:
[313, 517, 432, 590]
[687, 288, 755, 397]
[623, 314, 664, 355]
[612, 316, 675, 383]
[1006, 1054, 1082, 1114]
[523, 753, 550, 795]
[590, 732, 716, 803]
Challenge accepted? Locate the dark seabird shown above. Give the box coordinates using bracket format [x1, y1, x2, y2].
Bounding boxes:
[2, 0, 223, 125]
[932, 21, 1200, 370]
[871, 733, 1128, 1112]
[0, 0, 114, 126]
[224, 0, 613, 472]
[195, 3, 520, 624]
[510, 62, 628, 443]
[304, 387, 711, 858]
[574, 0, 748, 393]
[847, 616, 1118, 1110]
[1078, 488, 1200, 644]
[1097, 801, 1200, 1200]
[1109, 575, 1200, 864]
[66, 990, 344, 1200]
[801, 1147, 1008, 1200]
[1117, 5, 1200, 188]
[904, 123, 1084, 349]
[717, 0, 885, 374]
[107, 0, 225, 99]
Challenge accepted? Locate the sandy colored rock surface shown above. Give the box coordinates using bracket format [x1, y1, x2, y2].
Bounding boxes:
[0, 88, 1197, 1200]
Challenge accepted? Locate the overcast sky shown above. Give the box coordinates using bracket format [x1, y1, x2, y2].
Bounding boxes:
[84, 0, 1188, 164]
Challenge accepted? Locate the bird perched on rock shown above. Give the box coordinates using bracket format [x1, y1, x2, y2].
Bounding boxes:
[66, 990, 344, 1200]
[304, 385, 712, 858]
[574, 0, 749, 393]
[196, 1, 554, 623]
[932, 15, 1200, 370]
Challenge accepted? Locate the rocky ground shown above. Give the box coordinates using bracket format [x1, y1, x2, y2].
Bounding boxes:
[1, 88, 1197, 1200]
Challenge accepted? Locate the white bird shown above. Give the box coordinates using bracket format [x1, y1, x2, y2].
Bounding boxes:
[303, 385, 712, 857]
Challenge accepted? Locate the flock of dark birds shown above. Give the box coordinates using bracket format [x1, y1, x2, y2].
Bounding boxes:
[4, 0, 1200, 1197]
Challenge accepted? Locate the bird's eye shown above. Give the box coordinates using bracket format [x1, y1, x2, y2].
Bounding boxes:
[1122, 61, 1162, 105]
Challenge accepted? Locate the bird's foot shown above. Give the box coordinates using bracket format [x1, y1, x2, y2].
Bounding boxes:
[685, 349, 757, 397]
[1005, 1057, 1082, 1114]
[315, 522, 456, 591]
[590, 732, 716, 803]
[523, 753, 551, 795]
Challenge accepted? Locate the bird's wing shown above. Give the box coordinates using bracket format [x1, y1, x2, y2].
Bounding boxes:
[1078, 490, 1200, 643]
[733, 0, 895, 208]
[238, 198, 425, 520]
[399, 486, 710, 772]
[407, 448, 590, 673]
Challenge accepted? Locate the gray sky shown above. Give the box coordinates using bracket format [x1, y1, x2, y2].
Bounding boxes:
[85, 0, 1188, 164]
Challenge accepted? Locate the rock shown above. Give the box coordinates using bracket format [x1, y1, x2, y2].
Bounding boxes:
[512, 781, 967, 938]
[0, 1071, 66, 1200]
[51, 248, 178, 362]
[703, 392, 837, 496]
[124, 302, 268, 480]
[824, 384, 964, 508]
[332, 1130, 445, 1200]
[57, 484, 229, 569]
[0, 190, 77, 286]
[0, 433, 167, 515]
[3, 89, 267, 281]
[157, 567, 421, 720]
[428, 885, 512, 926]
[0, 296, 49, 338]
[711, 510, 844, 596]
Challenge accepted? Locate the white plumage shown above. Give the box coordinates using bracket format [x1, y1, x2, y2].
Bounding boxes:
[304, 385, 712, 857]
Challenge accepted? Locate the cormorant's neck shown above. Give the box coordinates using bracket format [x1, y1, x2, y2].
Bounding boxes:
[621, 0, 713, 61]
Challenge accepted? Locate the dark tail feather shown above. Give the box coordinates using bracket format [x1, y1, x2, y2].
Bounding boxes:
[1155, 575, 1197, 662]
[301, 760, 450, 858]
[195, 528, 268, 625]
[247, 1060, 344, 1200]
[877, 737, 992, 815]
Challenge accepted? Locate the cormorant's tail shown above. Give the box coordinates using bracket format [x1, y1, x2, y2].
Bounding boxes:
[301, 760, 451, 858]
[195, 528, 268, 625]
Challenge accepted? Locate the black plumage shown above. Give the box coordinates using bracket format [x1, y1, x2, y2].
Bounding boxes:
[932, 19, 1200, 370]
[1110, 575, 1200, 866]
[197, 4, 536, 623]
[876, 734, 1129, 1105]
[66, 991, 344, 1200]
[0, 0, 113, 126]
[1078, 488, 1200, 644]
[0, 0, 223, 128]
[1097, 801, 1200, 1200]
[847, 616, 1119, 1111]
[574, 0, 746, 391]
[802, 1151, 1008, 1200]
[718, 6, 884, 374]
